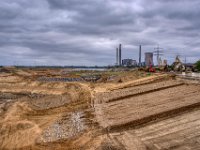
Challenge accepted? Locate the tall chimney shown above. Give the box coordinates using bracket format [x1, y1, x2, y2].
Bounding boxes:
[119, 44, 122, 66]
[116, 48, 119, 66]
[139, 45, 142, 66]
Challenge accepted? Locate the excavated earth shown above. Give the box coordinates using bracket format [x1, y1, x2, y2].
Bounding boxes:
[94, 74, 200, 150]
[0, 69, 96, 150]
[1, 68, 200, 150]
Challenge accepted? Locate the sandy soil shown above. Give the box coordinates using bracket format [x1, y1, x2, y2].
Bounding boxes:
[1, 67, 200, 150]
[111, 108, 200, 150]
[93, 74, 200, 150]
[95, 84, 200, 129]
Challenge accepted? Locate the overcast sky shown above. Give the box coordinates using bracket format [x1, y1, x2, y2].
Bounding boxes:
[0, 0, 200, 66]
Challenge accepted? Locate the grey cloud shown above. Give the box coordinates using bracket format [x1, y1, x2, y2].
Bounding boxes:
[0, 0, 199, 66]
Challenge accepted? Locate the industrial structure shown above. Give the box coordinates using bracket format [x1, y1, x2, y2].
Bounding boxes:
[113, 43, 197, 73]
[145, 52, 154, 67]
[172, 56, 185, 71]
[116, 44, 122, 66]
[122, 59, 137, 67]
[154, 46, 164, 66]
[139, 45, 142, 66]
[115, 44, 159, 68]
[119, 44, 122, 66]
[116, 48, 119, 66]
[163, 60, 168, 66]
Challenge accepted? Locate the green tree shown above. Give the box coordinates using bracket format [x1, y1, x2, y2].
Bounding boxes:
[195, 60, 200, 71]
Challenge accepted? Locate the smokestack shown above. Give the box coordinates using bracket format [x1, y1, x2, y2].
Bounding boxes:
[119, 44, 122, 66]
[139, 45, 141, 66]
[116, 48, 119, 66]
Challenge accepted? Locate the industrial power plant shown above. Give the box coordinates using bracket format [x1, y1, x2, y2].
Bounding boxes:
[115, 44, 155, 67]
[114, 43, 199, 74]
[1, 0, 200, 149]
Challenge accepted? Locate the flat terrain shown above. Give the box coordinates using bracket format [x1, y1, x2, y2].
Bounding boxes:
[94, 73, 200, 150]
[95, 82, 200, 129]
[111, 108, 200, 150]
[0, 67, 200, 149]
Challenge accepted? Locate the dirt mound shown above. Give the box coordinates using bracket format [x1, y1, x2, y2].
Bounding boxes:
[95, 79, 183, 103]
[30, 94, 72, 110]
[0, 102, 41, 149]
[0, 80, 93, 150]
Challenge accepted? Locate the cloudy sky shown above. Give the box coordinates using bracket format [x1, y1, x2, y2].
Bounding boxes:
[0, 0, 200, 66]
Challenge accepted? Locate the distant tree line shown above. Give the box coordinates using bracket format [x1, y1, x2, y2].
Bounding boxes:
[12, 65, 109, 69]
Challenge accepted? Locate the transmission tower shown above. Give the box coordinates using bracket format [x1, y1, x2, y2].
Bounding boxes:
[184, 56, 187, 64]
[154, 45, 164, 66]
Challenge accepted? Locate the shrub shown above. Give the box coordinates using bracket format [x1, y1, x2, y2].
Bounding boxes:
[195, 60, 200, 71]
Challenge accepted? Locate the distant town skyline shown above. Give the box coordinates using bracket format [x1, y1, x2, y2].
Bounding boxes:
[0, 0, 200, 66]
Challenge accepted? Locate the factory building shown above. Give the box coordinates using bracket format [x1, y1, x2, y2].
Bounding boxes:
[122, 59, 137, 67]
[145, 52, 154, 67]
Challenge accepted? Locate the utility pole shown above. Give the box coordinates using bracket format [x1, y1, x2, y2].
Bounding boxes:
[184, 56, 187, 64]
[154, 45, 164, 66]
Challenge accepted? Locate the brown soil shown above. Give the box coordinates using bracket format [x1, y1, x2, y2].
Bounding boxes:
[1, 68, 200, 150]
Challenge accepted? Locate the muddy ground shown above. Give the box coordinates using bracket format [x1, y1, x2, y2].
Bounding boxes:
[0, 67, 200, 150]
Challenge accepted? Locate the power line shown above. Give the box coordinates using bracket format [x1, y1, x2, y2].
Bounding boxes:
[153, 45, 164, 66]
[184, 56, 187, 64]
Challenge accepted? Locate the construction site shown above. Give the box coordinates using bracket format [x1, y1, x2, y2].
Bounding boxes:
[0, 66, 200, 150]
[1, 0, 200, 149]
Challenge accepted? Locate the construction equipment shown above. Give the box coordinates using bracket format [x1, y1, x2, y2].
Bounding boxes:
[172, 56, 185, 72]
[149, 65, 156, 72]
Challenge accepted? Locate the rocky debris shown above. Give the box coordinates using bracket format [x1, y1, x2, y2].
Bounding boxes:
[40, 111, 86, 143]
